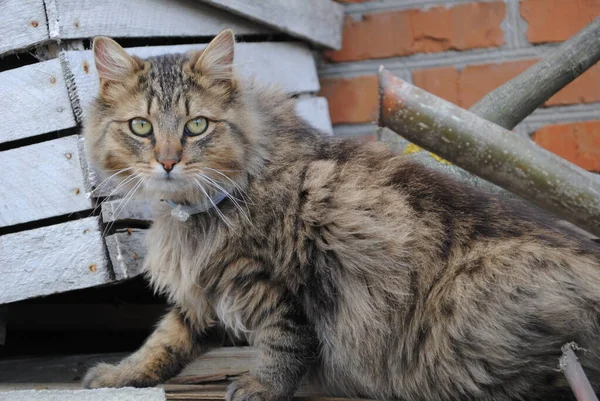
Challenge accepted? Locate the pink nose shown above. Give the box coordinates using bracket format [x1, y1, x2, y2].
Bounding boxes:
[158, 158, 179, 173]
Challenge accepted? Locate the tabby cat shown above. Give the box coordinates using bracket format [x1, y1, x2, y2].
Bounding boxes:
[82, 29, 600, 401]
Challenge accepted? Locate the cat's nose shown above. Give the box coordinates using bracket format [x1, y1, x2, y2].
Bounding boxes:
[158, 158, 179, 173]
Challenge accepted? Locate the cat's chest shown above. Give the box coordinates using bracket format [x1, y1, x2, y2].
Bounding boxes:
[143, 216, 224, 306]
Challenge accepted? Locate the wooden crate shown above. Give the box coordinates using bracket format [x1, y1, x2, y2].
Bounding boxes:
[0, 0, 342, 304]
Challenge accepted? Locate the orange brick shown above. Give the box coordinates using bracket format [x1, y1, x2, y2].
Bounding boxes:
[521, 0, 600, 44]
[318, 75, 378, 124]
[414, 60, 600, 109]
[457, 60, 537, 108]
[413, 66, 460, 105]
[324, 2, 505, 63]
[532, 121, 600, 171]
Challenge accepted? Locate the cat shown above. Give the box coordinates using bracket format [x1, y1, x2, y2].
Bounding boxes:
[82, 29, 600, 401]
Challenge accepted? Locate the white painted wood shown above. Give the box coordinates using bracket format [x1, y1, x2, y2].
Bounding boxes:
[0, 0, 49, 56]
[0, 217, 109, 304]
[0, 389, 166, 401]
[105, 229, 146, 281]
[67, 41, 319, 122]
[0, 59, 76, 144]
[197, 0, 344, 49]
[53, 0, 268, 40]
[101, 199, 155, 223]
[0, 136, 92, 227]
[296, 97, 333, 135]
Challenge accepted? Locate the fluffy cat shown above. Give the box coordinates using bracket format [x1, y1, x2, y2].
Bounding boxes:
[82, 29, 600, 401]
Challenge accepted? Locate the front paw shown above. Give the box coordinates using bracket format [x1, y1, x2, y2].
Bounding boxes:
[226, 376, 289, 401]
[82, 362, 158, 389]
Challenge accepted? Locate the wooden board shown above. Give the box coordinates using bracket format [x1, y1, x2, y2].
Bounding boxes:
[53, 0, 268, 40]
[66, 41, 319, 122]
[196, 0, 343, 49]
[105, 229, 146, 281]
[0, 0, 49, 56]
[0, 217, 110, 304]
[0, 347, 253, 384]
[0, 347, 371, 399]
[0, 136, 92, 227]
[101, 199, 155, 223]
[0, 59, 76, 144]
[296, 97, 333, 135]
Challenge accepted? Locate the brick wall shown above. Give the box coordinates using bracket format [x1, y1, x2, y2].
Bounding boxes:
[318, 0, 600, 172]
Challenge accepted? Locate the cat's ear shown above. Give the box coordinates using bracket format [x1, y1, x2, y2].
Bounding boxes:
[190, 29, 235, 82]
[92, 36, 144, 83]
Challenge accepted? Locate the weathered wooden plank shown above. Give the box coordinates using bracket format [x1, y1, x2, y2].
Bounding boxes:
[196, 0, 344, 49]
[296, 97, 333, 135]
[0, 347, 253, 384]
[0, 59, 76, 144]
[53, 0, 268, 40]
[105, 229, 146, 281]
[0, 388, 166, 401]
[0, 136, 91, 227]
[0, 347, 370, 399]
[0, 217, 110, 304]
[67, 41, 319, 122]
[101, 199, 155, 223]
[0, 0, 49, 56]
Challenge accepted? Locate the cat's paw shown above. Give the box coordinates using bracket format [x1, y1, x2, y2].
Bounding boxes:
[226, 376, 288, 401]
[82, 363, 125, 389]
[82, 362, 158, 389]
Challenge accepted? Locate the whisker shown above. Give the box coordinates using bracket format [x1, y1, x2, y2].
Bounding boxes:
[191, 177, 232, 228]
[90, 167, 135, 194]
[102, 174, 144, 237]
[197, 174, 251, 224]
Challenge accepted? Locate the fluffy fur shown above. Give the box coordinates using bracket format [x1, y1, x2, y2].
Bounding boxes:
[82, 30, 600, 401]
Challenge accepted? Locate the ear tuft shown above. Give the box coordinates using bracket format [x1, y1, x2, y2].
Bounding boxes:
[92, 37, 143, 82]
[192, 29, 235, 82]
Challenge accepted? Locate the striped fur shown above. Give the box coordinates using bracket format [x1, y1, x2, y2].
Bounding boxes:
[82, 30, 600, 401]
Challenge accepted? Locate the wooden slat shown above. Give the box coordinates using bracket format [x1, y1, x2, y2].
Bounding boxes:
[101, 199, 155, 223]
[0, 347, 371, 399]
[0, 136, 91, 227]
[0, 0, 49, 56]
[0, 217, 110, 304]
[67, 41, 319, 122]
[296, 97, 333, 135]
[0, 384, 369, 401]
[0, 59, 76, 144]
[53, 0, 268, 40]
[197, 0, 344, 49]
[105, 229, 146, 281]
[0, 347, 253, 384]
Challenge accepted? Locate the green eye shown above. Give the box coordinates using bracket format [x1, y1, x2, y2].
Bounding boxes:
[185, 117, 209, 136]
[129, 118, 153, 137]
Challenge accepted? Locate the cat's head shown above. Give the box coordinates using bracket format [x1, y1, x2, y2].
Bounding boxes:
[83, 29, 264, 204]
